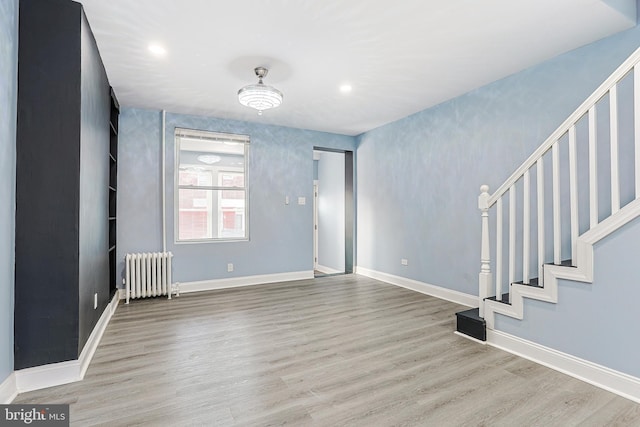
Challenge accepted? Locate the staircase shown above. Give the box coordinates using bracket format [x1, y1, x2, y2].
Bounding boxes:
[457, 46, 640, 341]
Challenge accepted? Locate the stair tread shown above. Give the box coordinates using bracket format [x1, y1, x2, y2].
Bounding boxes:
[456, 307, 485, 322]
[486, 292, 511, 305]
[513, 277, 541, 287]
[544, 259, 576, 268]
[487, 259, 578, 306]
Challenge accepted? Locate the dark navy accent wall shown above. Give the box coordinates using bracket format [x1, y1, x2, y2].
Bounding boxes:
[78, 10, 110, 353]
[15, 0, 82, 369]
[15, 0, 111, 369]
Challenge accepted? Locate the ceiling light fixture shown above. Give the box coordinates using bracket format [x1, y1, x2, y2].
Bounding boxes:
[197, 154, 221, 164]
[148, 43, 167, 56]
[340, 84, 352, 93]
[238, 67, 283, 116]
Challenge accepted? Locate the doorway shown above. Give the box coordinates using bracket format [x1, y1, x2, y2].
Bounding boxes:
[313, 148, 354, 277]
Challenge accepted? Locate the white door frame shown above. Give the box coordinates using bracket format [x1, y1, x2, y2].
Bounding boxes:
[313, 180, 319, 270]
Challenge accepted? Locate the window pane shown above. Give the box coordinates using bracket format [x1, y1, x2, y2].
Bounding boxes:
[178, 188, 212, 240]
[219, 189, 245, 238]
[179, 138, 245, 188]
[178, 189, 246, 240]
[220, 172, 244, 187]
[220, 172, 244, 199]
[179, 168, 213, 186]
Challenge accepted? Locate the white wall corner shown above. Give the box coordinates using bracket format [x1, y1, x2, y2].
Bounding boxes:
[0, 372, 18, 404]
[356, 267, 477, 308]
[14, 292, 119, 394]
[600, 0, 637, 25]
[179, 270, 314, 294]
[487, 329, 640, 404]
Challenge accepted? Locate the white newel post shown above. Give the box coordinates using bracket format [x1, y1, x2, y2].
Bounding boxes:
[478, 185, 491, 318]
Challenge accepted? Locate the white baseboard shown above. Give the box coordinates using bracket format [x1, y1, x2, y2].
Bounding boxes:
[356, 267, 478, 308]
[0, 372, 17, 404]
[315, 264, 343, 275]
[487, 329, 640, 404]
[14, 292, 120, 394]
[78, 290, 119, 378]
[454, 331, 487, 345]
[179, 270, 314, 294]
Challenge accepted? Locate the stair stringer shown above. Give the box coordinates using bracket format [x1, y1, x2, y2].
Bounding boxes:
[484, 198, 640, 330]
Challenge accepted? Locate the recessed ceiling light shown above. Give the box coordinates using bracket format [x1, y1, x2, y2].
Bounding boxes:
[148, 43, 167, 56]
[340, 84, 352, 93]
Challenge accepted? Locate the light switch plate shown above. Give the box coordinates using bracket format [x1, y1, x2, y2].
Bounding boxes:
[298, 197, 306, 205]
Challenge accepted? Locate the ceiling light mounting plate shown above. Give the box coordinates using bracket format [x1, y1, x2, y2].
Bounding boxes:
[254, 66, 268, 82]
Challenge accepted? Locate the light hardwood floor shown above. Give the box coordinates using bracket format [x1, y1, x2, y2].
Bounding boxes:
[14, 274, 640, 426]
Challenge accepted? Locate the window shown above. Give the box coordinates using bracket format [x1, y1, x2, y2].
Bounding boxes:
[175, 128, 249, 242]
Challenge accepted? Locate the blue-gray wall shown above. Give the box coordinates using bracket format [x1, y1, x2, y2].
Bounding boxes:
[0, 0, 18, 383]
[356, 23, 640, 376]
[117, 109, 355, 284]
[115, 14, 640, 380]
[317, 151, 346, 272]
[117, 108, 164, 265]
[495, 217, 640, 378]
[356, 24, 640, 295]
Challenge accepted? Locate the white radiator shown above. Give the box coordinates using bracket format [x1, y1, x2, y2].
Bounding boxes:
[125, 252, 177, 304]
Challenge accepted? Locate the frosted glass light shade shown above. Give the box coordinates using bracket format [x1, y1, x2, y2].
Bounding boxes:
[238, 84, 283, 112]
[238, 67, 283, 114]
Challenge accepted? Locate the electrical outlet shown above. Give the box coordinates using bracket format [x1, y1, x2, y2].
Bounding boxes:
[285, 196, 290, 205]
[227, 263, 234, 272]
[94, 293, 98, 309]
[298, 197, 306, 205]
[401, 259, 408, 266]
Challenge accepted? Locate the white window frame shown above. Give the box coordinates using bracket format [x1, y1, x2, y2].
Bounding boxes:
[174, 128, 250, 243]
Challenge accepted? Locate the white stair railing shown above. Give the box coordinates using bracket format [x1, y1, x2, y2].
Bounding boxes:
[478, 46, 640, 320]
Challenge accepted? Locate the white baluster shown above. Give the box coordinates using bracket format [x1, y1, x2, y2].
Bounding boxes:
[610, 84, 620, 214]
[537, 158, 545, 284]
[589, 106, 598, 228]
[496, 197, 503, 302]
[552, 142, 561, 265]
[635, 65, 640, 199]
[523, 170, 530, 284]
[569, 125, 579, 266]
[479, 185, 491, 318]
[509, 184, 516, 294]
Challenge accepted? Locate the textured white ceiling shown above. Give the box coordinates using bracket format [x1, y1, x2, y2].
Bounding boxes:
[79, 0, 636, 136]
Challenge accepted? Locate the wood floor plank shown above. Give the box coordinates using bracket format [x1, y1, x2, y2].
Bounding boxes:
[12, 274, 640, 426]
